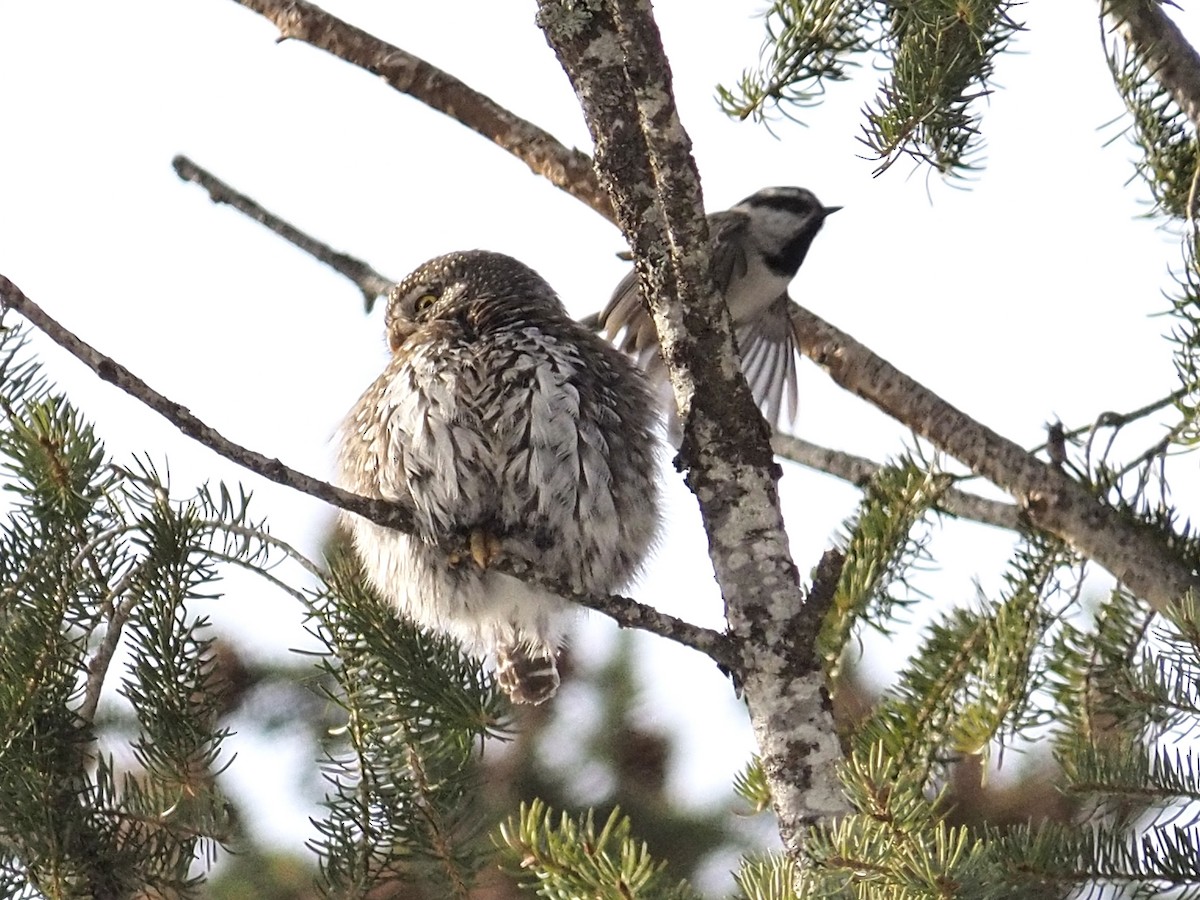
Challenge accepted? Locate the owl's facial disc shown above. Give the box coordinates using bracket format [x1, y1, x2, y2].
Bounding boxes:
[387, 321, 417, 352]
[386, 282, 443, 351]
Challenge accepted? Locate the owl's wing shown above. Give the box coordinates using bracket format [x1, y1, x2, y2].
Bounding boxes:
[591, 208, 751, 368]
[735, 293, 801, 432]
[341, 364, 466, 541]
[336, 373, 414, 508]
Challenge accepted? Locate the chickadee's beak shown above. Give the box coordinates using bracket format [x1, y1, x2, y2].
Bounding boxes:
[822, 205, 843, 217]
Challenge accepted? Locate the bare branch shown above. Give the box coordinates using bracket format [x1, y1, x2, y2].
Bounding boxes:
[227, 0, 613, 222]
[0, 274, 415, 534]
[79, 563, 140, 725]
[1103, 0, 1200, 134]
[173, 155, 393, 311]
[576, 590, 734, 669]
[772, 433, 1022, 531]
[498, 551, 735, 670]
[537, 0, 850, 860]
[789, 301, 1200, 615]
[1, 275, 729, 670]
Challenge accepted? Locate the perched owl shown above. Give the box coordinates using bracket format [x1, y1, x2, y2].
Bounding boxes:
[336, 250, 661, 704]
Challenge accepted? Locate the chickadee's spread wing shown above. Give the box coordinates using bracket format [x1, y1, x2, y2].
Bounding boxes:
[735, 293, 801, 431]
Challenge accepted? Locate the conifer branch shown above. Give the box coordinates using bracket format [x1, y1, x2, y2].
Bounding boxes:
[772, 432, 1021, 530]
[173, 155, 393, 311]
[226, 0, 613, 222]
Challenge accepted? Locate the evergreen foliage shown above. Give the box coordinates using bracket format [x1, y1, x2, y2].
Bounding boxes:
[821, 455, 946, 680]
[497, 799, 699, 900]
[0, 320, 245, 896]
[719, 0, 1023, 176]
[305, 554, 508, 897]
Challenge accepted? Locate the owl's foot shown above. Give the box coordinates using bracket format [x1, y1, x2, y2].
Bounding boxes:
[446, 528, 503, 569]
[496, 644, 560, 705]
[469, 528, 502, 569]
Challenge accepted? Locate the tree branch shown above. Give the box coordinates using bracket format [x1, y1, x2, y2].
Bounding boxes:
[173, 147, 1177, 551]
[0, 274, 414, 533]
[169, 140, 1199, 623]
[0, 276, 730, 670]
[576, 591, 734, 669]
[536, 0, 850, 861]
[173, 155, 393, 311]
[771, 433, 1022, 531]
[1103, 0, 1200, 134]
[213, 0, 1200, 619]
[226, 0, 613, 222]
[497, 553, 735, 671]
[789, 302, 1200, 615]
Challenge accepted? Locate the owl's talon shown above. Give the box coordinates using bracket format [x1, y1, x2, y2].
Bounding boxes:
[469, 528, 502, 569]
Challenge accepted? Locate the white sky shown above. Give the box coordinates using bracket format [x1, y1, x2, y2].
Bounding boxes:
[2, 0, 1199, 887]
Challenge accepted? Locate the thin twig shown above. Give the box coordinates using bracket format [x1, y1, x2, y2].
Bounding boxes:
[80, 581, 140, 725]
[771, 432, 1021, 530]
[499, 551, 735, 671]
[0, 275, 415, 534]
[227, 0, 613, 223]
[571, 590, 734, 671]
[173, 155, 393, 311]
[1039, 387, 1189, 451]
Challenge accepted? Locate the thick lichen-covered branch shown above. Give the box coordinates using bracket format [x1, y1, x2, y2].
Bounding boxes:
[536, 0, 850, 861]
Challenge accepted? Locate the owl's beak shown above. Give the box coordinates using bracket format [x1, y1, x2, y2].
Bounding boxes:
[388, 322, 417, 353]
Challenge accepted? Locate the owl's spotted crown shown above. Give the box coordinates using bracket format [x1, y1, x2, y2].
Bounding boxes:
[386, 251, 569, 344]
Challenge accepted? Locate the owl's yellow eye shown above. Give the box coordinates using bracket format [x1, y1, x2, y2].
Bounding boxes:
[414, 293, 438, 314]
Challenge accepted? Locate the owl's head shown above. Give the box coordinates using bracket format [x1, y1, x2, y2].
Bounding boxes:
[384, 250, 570, 352]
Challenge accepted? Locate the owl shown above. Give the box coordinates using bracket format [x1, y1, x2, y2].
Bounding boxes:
[336, 250, 661, 704]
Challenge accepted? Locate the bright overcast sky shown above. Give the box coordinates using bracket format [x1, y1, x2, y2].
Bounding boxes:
[2, 0, 1199, 881]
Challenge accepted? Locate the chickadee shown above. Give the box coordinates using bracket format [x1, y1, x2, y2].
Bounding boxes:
[589, 186, 839, 437]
